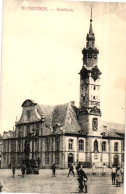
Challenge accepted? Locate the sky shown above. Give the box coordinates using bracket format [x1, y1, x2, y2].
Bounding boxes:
[0, 0, 126, 134]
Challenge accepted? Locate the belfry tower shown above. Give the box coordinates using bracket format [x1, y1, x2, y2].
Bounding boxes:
[78, 7, 102, 137]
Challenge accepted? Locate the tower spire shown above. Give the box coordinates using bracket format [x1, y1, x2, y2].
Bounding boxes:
[89, 5, 93, 34]
[91, 4, 92, 20]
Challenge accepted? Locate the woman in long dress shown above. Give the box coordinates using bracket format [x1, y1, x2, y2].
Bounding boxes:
[116, 167, 122, 187]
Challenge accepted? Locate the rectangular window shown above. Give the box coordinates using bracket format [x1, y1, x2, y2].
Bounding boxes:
[11, 141, 14, 152]
[122, 141, 124, 151]
[69, 139, 73, 150]
[45, 152, 49, 164]
[36, 124, 39, 135]
[18, 142, 21, 152]
[35, 141, 39, 152]
[92, 118, 98, 131]
[102, 142, 106, 152]
[55, 137, 60, 151]
[55, 152, 59, 164]
[114, 142, 118, 152]
[3, 154, 6, 162]
[79, 140, 84, 151]
[27, 125, 30, 135]
[46, 138, 50, 151]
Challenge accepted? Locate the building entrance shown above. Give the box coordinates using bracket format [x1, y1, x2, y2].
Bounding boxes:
[114, 155, 119, 167]
[68, 153, 74, 167]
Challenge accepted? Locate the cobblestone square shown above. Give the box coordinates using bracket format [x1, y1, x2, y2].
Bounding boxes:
[0, 168, 124, 194]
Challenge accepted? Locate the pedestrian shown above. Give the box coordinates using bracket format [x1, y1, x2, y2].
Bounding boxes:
[73, 163, 76, 175]
[102, 163, 106, 175]
[21, 164, 26, 178]
[52, 164, 56, 177]
[77, 166, 88, 193]
[120, 167, 124, 184]
[67, 163, 75, 177]
[92, 163, 96, 175]
[0, 182, 3, 192]
[111, 165, 116, 184]
[116, 166, 122, 187]
[12, 165, 16, 178]
[76, 162, 81, 176]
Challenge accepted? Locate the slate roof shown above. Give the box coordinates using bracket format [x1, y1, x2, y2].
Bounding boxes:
[36, 102, 82, 135]
[102, 121, 125, 138]
[103, 121, 125, 134]
[37, 104, 53, 126]
[52, 103, 68, 127]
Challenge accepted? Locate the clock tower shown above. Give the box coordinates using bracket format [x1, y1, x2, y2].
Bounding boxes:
[78, 8, 102, 136]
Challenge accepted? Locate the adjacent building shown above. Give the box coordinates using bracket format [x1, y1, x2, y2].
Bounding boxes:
[1, 10, 125, 169]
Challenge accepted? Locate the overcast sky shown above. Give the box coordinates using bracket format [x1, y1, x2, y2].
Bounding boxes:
[0, 0, 126, 134]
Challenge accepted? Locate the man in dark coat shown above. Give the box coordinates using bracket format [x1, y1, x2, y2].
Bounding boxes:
[21, 164, 26, 178]
[12, 165, 16, 178]
[52, 164, 56, 177]
[78, 167, 88, 193]
[67, 163, 75, 177]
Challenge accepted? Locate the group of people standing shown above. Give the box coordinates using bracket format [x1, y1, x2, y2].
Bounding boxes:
[92, 163, 124, 187]
[111, 165, 124, 187]
[92, 163, 106, 176]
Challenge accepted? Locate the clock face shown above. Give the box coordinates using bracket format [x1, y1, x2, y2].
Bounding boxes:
[91, 66, 101, 81]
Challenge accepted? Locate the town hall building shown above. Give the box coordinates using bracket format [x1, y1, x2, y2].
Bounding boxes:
[1, 11, 125, 169]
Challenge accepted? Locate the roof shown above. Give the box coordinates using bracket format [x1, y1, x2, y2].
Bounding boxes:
[52, 103, 68, 127]
[37, 104, 53, 126]
[37, 102, 82, 135]
[103, 121, 125, 134]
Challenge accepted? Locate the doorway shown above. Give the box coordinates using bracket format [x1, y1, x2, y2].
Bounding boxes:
[68, 153, 74, 167]
[114, 155, 119, 167]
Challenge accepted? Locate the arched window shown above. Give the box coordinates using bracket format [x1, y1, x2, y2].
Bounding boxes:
[114, 142, 118, 152]
[102, 141, 106, 152]
[94, 140, 98, 151]
[79, 139, 84, 151]
[69, 139, 73, 150]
